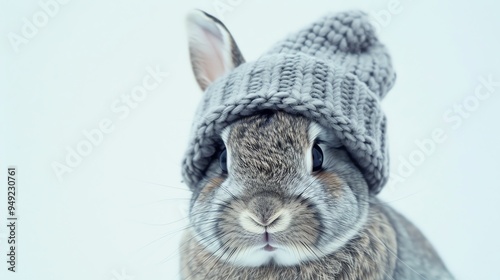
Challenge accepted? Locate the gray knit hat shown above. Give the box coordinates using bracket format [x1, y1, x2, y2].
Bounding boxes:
[183, 11, 396, 194]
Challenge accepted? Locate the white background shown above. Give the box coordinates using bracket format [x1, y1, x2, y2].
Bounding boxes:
[1, 0, 499, 279]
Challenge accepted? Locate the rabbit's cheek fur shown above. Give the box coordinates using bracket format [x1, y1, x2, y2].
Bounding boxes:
[197, 177, 225, 201]
[314, 171, 343, 198]
[302, 171, 368, 255]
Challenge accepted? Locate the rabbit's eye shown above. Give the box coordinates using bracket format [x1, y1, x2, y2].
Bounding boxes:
[312, 144, 323, 172]
[219, 148, 228, 173]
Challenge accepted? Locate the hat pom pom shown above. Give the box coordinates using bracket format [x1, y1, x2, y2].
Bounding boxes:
[318, 11, 377, 53]
[269, 11, 379, 57]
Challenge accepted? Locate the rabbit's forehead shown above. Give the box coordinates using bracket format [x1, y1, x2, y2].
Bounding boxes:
[222, 112, 312, 181]
[227, 112, 310, 151]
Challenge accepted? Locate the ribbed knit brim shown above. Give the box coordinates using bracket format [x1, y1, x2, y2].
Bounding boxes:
[182, 11, 396, 194]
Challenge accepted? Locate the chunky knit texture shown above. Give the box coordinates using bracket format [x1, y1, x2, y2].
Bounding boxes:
[183, 11, 396, 194]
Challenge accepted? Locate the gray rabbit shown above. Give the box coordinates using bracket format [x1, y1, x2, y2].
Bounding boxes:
[180, 10, 454, 280]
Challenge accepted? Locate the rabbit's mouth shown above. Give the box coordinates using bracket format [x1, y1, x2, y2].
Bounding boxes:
[263, 244, 277, 252]
[262, 231, 278, 252]
[262, 232, 278, 251]
[262, 231, 278, 251]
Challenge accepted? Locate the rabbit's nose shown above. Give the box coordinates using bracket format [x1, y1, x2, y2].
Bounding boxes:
[239, 209, 291, 234]
[250, 210, 282, 227]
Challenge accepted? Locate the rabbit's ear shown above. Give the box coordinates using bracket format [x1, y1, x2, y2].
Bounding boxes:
[186, 10, 245, 91]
